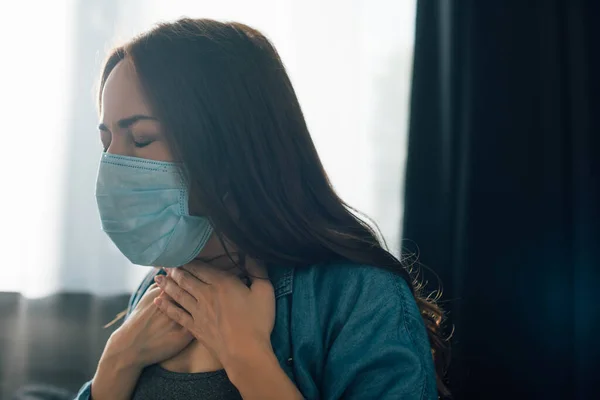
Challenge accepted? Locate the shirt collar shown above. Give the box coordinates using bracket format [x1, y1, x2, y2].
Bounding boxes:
[267, 264, 294, 298]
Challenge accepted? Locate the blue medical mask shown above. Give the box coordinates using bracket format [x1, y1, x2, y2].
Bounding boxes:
[95, 153, 213, 267]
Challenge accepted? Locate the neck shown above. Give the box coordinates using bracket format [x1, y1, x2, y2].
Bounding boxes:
[194, 233, 262, 275]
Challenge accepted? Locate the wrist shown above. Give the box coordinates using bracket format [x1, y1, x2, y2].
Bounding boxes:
[224, 341, 278, 386]
[103, 331, 145, 371]
[92, 349, 143, 400]
[224, 342, 303, 399]
[99, 347, 143, 374]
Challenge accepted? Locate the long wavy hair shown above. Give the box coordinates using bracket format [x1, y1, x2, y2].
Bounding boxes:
[99, 18, 450, 396]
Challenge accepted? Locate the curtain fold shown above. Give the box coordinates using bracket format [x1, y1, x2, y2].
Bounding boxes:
[403, 1, 599, 398]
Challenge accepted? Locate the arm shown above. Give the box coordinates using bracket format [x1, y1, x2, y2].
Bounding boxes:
[74, 344, 142, 400]
[224, 341, 304, 400]
[320, 266, 437, 400]
[74, 269, 164, 400]
[89, 345, 143, 400]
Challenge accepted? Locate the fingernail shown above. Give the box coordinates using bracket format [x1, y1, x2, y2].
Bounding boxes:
[154, 297, 162, 306]
[155, 275, 164, 284]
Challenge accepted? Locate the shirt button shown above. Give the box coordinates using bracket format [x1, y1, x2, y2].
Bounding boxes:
[286, 357, 293, 366]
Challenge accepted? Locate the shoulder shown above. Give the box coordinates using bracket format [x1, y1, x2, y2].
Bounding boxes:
[298, 260, 407, 285]
[293, 261, 426, 340]
[292, 261, 437, 399]
[295, 261, 417, 314]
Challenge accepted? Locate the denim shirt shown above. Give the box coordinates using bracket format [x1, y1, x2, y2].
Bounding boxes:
[76, 262, 438, 399]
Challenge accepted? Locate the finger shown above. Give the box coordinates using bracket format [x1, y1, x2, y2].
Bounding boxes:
[170, 267, 210, 298]
[137, 284, 162, 306]
[154, 296, 194, 330]
[146, 283, 162, 296]
[156, 291, 191, 315]
[157, 289, 171, 301]
[154, 275, 197, 312]
[183, 262, 224, 284]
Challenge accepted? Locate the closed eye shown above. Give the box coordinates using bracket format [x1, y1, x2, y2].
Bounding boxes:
[133, 140, 153, 148]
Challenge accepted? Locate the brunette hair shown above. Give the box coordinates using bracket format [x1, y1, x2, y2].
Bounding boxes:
[99, 18, 450, 396]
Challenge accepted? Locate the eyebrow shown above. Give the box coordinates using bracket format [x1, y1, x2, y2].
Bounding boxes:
[98, 114, 158, 131]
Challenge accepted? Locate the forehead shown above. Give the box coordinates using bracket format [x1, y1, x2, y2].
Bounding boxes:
[100, 59, 152, 120]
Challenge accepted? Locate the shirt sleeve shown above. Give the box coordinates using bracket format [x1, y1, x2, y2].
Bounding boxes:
[73, 267, 164, 400]
[74, 381, 92, 400]
[320, 265, 438, 400]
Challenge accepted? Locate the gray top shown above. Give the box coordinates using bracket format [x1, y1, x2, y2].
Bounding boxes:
[131, 364, 242, 400]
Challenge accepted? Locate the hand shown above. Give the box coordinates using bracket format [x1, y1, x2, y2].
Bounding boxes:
[106, 281, 194, 369]
[153, 261, 275, 369]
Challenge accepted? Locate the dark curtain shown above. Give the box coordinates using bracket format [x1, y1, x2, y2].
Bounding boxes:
[403, 1, 599, 399]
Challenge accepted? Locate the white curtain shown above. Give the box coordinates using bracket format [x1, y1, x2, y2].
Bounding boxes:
[0, 0, 415, 297]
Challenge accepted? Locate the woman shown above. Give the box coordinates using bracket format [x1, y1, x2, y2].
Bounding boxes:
[76, 18, 449, 400]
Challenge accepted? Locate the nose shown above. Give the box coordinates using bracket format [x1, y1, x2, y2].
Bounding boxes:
[106, 134, 132, 157]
